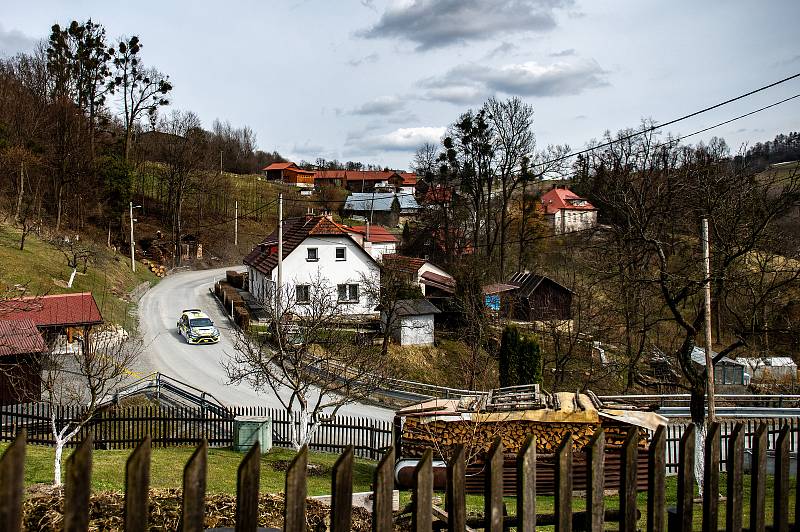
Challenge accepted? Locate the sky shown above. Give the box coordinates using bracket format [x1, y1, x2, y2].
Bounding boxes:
[2, 0, 799, 170]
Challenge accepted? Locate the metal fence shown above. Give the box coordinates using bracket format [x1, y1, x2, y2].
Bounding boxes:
[0, 422, 796, 531]
[0, 404, 392, 459]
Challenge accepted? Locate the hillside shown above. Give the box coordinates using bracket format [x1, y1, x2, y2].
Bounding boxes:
[0, 221, 157, 327]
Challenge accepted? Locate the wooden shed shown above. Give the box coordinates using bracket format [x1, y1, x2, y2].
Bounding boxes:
[0, 319, 47, 405]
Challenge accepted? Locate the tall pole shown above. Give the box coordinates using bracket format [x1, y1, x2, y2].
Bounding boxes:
[234, 200, 238, 247]
[129, 201, 136, 272]
[702, 217, 715, 423]
[276, 193, 283, 318]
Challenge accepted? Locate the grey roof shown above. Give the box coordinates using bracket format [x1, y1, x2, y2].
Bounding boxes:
[393, 299, 441, 317]
[344, 192, 419, 213]
[690, 346, 746, 367]
[507, 271, 571, 299]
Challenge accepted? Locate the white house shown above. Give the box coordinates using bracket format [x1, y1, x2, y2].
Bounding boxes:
[381, 254, 455, 299]
[539, 187, 598, 234]
[244, 216, 380, 316]
[383, 299, 441, 346]
[345, 225, 398, 261]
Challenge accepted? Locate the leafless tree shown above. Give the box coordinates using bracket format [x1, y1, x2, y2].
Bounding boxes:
[225, 273, 389, 448]
[412, 142, 439, 181]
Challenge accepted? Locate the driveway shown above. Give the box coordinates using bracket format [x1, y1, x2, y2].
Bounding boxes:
[136, 266, 394, 420]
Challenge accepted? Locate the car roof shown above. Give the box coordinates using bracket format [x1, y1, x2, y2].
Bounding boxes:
[183, 310, 211, 320]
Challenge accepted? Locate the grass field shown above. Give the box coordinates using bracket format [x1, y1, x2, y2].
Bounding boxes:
[0, 221, 157, 326]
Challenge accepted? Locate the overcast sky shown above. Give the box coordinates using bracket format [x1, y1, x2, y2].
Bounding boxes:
[2, 0, 799, 170]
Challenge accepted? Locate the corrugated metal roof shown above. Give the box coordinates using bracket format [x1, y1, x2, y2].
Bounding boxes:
[0, 319, 47, 356]
[344, 192, 419, 213]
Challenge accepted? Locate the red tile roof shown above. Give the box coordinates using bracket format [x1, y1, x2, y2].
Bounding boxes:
[348, 225, 398, 243]
[0, 293, 103, 328]
[0, 319, 47, 356]
[420, 271, 455, 293]
[540, 187, 596, 215]
[398, 172, 418, 186]
[381, 254, 427, 274]
[262, 161, 296, 171]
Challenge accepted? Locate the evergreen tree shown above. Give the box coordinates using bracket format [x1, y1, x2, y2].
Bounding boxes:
[517, 333, 542, 385]
[499, 325, 520, 387]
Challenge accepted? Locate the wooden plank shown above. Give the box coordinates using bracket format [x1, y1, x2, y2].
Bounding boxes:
[413, 448, 433, 532]
[64, 434, 93, 532]
[774, 425, 790, 532]
[516, 434, 536, 532]
[750, 423, 767, 532]
[620, 427, 638, 532]
[484, 438, 504, 532]
[236, 441, 261, 532]
[331, 445, 353, 532]
[726, 422, 744, 532]
[284, 445, 308, 532]
[702, 422, 720, 532]
[647, 425, 666, 532]
[585, 429, 604, 532]
[181, 439, 207, 532]
[125, 436, 152, 532]
[0, 429, 26, 532]
[446, 445, 466, 532]
[372, 446, 394, 532]
[676, 423, 695, 532]
[555, 432, 573, 532]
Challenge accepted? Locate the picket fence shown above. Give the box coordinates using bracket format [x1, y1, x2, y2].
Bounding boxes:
[0, 404, 392, 459]
[0, 422, 797, 531]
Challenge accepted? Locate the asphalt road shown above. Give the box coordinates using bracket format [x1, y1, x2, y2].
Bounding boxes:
[136, 266, 394, 420]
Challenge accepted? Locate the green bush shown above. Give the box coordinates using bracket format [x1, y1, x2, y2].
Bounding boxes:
[499, 325, 542, 387]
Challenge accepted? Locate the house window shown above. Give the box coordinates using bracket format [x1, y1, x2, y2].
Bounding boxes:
[337, 283, 359, 303]
[296, 285, 310, 304]
[306, 248, 318, 261]
[335, 247, 346, 261]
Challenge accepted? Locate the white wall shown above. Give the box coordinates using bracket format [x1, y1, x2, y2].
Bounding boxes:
[397, 314, 435, 345]
[553, 209, 597, 234]
[369, 242, 396, 261]
[272, 235, 379, 315]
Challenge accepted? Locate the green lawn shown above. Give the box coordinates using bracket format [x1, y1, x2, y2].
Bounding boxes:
[2, 443, 375, 495]
[0, 222, 157, 326]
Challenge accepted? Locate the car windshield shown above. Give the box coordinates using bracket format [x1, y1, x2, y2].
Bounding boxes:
[189, 318, 214, 327]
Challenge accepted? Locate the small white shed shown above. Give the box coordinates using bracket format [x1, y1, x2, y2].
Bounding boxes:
[383, 299, 441, 346]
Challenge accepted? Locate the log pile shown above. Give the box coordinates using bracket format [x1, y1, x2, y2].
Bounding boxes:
[141, 259, 167, 278]
[226, 270, 247, 289]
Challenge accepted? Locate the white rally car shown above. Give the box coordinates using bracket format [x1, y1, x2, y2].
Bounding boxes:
[177, 309, 220, 344]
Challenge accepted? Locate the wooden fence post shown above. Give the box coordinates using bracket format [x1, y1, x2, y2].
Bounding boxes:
[64, 434, 93, 532]
[181, 439, 207, 532]
[0, 429, 26, 532]
[236, 442, 260, 532]
[750, 423, 767, 532]
[485, 438, 504, 532]
[412, 448, 433, 532]
[620, 427, 638, 532]
[647, 426, 665, 532]
[446, 445, 466, 532]
[331, 445, 353, 532]
[284, 445, 308, 532]
[372, 446, 394, 532]
[555, 432, 573, 532]
[726, 422, 744, 532]
[774, 425, 790, 532]
[517, 434, 536, 532]
[702, 422, 720, 532]
[125, 436, 152, 532]
[675, 423, 695, 532]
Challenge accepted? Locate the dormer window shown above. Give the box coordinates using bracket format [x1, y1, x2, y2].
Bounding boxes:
[307, 247, 319, 261]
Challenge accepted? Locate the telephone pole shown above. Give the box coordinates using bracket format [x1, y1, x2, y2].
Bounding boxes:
[702, 217, 716, 423]
[129, 202, 138, 272]
[234, 200, 238, 247]
[276, 193, 283, 318]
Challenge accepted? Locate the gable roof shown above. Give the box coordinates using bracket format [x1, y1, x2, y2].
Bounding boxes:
[507, 272, 572, 299]
[0, 293, 103, 328]
[348, 225, 398, 243]
[262, 161, 296, 171]
[243, 216, 377, 276]
[344, 192, 419, 212]
[540, 187, 596, 215]
[394, 299, 441, 317]
[0, 319, 47, 356]
[381, 254, 427, 275]
[420, 271, 455, 293]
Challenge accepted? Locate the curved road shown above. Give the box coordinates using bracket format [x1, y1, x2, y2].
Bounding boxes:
[137, 266, 393, 420]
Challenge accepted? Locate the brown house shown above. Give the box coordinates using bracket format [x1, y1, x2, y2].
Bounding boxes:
[0, 319, 47, 405]
[485, 272, 572, 321]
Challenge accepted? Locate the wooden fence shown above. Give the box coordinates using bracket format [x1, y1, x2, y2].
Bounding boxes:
[0, 404, 392, 459]
[0, 422, 797, 531]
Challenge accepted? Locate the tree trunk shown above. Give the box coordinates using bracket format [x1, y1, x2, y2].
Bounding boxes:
[15, 161, 24, 222]
[690, 383, 707, 495]
[56, 184, 63, 232]
[53, 439, 65, 486]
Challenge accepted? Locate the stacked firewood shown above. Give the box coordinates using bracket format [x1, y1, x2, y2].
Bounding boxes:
[401, 417, 648, 459]
[141, 259, 167, 278]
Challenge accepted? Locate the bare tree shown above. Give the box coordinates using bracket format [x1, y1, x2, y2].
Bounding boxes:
[225, 273, 389, 448]
[412, 142, 439, 181]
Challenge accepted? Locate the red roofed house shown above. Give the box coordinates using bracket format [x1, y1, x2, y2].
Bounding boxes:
[539, 186, 597, 234]
[381, 254, 455, 300]
[346, 225, 398, 261]
[244, 215, 381, 315]
[0, 319, 47, 404]
[0, 292, 103, 340]
[262, 162, 315, 188]
[314, 170, 417, 194]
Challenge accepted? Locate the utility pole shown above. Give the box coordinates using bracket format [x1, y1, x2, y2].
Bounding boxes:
[130, 202, 136, 272]
[234, 200, 238, 247]
[219, 150, 223, 175]
[702, 217, 716, 424]
[276, 193, 283, 318]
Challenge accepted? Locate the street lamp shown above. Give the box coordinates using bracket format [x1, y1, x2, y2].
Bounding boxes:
[130, 202, 142, 272]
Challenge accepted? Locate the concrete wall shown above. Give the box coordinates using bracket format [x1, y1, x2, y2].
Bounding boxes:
[552, 209, 597, 234]
[395, 314, 435, 345]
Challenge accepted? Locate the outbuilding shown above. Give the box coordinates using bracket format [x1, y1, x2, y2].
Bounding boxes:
[383, 299, 441, 346]
[0, 319, 47, 405]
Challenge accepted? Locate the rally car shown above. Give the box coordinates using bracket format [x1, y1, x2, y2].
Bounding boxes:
[177, 309, 220, 344]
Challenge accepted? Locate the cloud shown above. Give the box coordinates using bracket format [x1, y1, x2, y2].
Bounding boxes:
[550, 48, 575, 57]
[350, 126, 446, 152]
[347, 52, 379, 67]
[419, 59, 609, 104]
[351, 96, 406, 116]
[485, 42, 517, 59]
[359, 0, 573, 51]
[0, 24, 38, 57]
